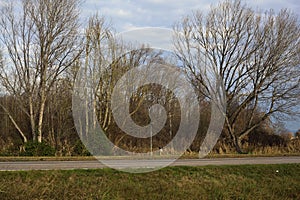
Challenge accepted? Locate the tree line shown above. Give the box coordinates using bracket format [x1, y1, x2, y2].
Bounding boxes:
[0, 0, 299, 156]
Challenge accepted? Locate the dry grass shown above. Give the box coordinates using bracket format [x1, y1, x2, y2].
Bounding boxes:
[1, 139, 299, 161]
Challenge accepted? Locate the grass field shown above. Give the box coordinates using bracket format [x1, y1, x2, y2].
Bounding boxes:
[0, 164, 299, 200]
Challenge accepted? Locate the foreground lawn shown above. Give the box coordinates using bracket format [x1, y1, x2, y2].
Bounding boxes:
[0, 164, 299, 199]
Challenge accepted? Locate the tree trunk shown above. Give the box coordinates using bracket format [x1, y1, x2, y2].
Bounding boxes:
[37, 97, 46, 143]
[233, 135, 245, 154]
[0, 104, 28, 143]
[29, 96, 36, 141]
[226, 119, 246, 154]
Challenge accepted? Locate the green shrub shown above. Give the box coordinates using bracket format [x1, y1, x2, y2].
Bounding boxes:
[20, 141, 55, 156]
[72, 140, 91, 156]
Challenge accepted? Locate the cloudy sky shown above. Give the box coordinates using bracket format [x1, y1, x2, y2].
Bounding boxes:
[82, 0, 300, 32]
[81, 0, 300, 132]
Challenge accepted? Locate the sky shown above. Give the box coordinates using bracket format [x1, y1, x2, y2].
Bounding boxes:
[82, 0, 300, 32]
[81, 0, 299, 132]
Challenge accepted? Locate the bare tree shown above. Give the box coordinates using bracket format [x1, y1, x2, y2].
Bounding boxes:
[0, 0, 83, 143]
[75, 15, 181, 153]
[77, 14, 115, 141]
[174, 0, 300, 153]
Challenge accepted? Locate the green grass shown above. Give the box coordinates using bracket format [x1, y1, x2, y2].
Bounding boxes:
[0, 164, 299, 200]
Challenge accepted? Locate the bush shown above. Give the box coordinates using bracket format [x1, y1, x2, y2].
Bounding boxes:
[20, 141, 55, 156]
[0, 144, 20, 156]
[72, 140, 91, 156]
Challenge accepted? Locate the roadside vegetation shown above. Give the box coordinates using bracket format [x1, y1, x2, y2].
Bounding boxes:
[0, 164, 299, 199]
[0, 0, 299, 157]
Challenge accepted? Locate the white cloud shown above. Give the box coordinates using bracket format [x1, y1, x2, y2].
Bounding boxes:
[83, 0, 299, 32]
[117, 27, 175, 50]
[83, 0, 216, 31]
[101, 8, 132, 17]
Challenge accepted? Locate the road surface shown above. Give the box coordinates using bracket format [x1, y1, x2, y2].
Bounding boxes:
[0, 156, 299, 171]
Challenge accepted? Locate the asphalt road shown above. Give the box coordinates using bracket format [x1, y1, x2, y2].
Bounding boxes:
[0, 156, 299, 171]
